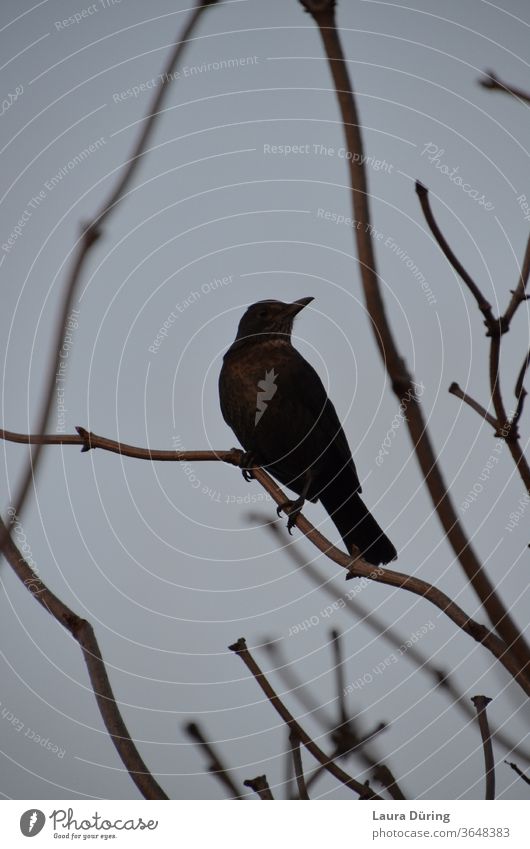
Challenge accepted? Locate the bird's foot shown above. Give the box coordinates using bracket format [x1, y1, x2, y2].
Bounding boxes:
[276, 496, 305, 534]
[239, 450, 257, 481]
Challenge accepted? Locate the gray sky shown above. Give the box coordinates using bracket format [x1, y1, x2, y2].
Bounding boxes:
[1, 0, 529, 800]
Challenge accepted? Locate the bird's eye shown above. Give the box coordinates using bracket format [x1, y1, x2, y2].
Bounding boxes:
[258, 309, 267, 318]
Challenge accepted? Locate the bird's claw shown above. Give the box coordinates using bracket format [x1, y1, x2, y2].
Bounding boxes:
[276, 498, 304, 534]
[239, 450, 257, 481]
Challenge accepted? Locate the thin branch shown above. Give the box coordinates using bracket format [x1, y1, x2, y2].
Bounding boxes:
[298, 0, 529, 675]
[253, 516, 530, 765]
[0, 427, 243, 465]
[480, 70, 530, 105]
[0, 516, 167, 799]
[263, 637, 395, 796]
[229, 638, 382, 799]
[1, 0, 217, 555]
[331, 629, 348, 727]
[185, 722, 241, 799]
[503, 232, 530, 329]
[289, 731, 310, 799]
[504, 760, 530, 786]
[471, 695, 495, 800]
[448, 383, 500, 430]
[416, 182, 496, 331]
[2, 428, 529, 694]
[243, 775, 274, 800]
[416, 184, 530, 491]
[328, 629, 404, 798]
[512, 346, 530, 431]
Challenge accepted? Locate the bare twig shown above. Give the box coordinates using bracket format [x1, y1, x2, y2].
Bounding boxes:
[480, 70, 530, 105]
[329, 630, 404, 798]
[331, 629, 348, 727]
[504, 760, 530, 786]
[298, 0, 530, 677]
[416, 183, 530, 492]
[512, 346, 530, 431]
[229, 638, 382, 799]
[185, 722, 241, 799]
[263, 637, 394, 795]
[253, 512, 530, 765]
[2, 428, 528, 694]
[448, 384, 500, 430]
[416, 182, 496, 331]
[471, 695, 495, 800]
[243, 775, 275, 800]
[0, 516, 167, 799]
[1, 0, 217, 554]
[503, 232, 530, 329]
[289, 731, 310, 799]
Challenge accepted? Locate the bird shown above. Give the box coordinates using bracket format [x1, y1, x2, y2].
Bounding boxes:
[218, 298, 397, 566]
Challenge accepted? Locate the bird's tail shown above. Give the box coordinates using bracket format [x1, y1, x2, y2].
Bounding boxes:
[320, 487, 397, 566]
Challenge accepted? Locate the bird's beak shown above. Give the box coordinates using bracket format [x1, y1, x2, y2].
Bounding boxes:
[288, 297, 314, 316]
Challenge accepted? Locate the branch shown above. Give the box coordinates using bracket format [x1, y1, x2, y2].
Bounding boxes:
[257, 516, 530, 764]
[416, 182, 496, 332]
[2, 427, 529, 695]
[512, 346, 530, 431]
[416, 185, 530, 490]
[263, 637, 395, 796]
[243, 775, 275, 800]
[229, 638, 382, 799]
[448, 383, 500, 431]
[330, 629, 404, 798]
[472, 695, 495, 800]
[1, 0, 217, 556]
[480, 70, 530, 105]
[299, 0, 530, 678]
[503, 231, 530, 329]
[185, 722, 241, 799]
[504, 760, 530, 786]
[0, 516, 167, 799]
[289, 731, 310, 799]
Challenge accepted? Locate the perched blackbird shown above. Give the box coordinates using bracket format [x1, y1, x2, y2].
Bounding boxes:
[219, 298, 397, 565]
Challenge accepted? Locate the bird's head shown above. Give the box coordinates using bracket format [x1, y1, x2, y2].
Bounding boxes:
[234, 297, 314, 344]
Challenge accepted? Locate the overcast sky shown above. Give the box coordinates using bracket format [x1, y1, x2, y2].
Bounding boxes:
[1, 0, 529, 800]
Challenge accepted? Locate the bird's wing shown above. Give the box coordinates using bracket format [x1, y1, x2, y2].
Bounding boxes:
[279, 347, 361, 492]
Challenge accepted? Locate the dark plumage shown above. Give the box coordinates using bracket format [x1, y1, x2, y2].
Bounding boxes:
[219, 298, 396, 565]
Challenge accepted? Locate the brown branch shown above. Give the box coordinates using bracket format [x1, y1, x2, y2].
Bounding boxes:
[512, 346, 530, 431]
[258, 517, 530, 764]
[330, 629, 404, 798]
[472, 695, 495, 800]
[480, 70, 530, 105]
[263, 637, 395, 796]
[229, 638, 381, 799]
[0, 427, 243, 465]
[416, 182, 496, 331]
[416, 184, 530, 492]
[0, 516, 167, 799]
[331, 629, 348, 727]
[2, 427, 529, 694]
[448, 383, 500, 430]
[289, 731, 310, 799]
[243, 775, 274, 800]
[1, 0, 217, 555]
[297, 0, 529, 675]
[185, 722, 241, 799]
[504, 760, 530, 786]
[503, 232, 530, 329]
